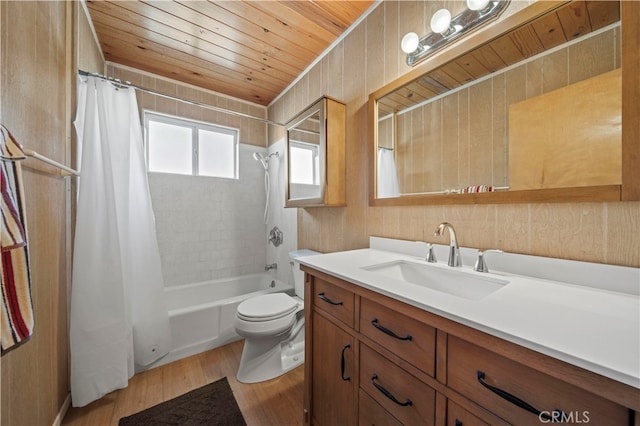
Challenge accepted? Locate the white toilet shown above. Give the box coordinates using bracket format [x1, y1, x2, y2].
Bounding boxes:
[234, 249, 318, 383]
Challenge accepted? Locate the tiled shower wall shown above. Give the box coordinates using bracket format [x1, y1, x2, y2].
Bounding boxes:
[149, 145, 268, 286]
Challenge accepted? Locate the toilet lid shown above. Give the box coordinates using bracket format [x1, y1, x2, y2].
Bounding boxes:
[237, 293, 298, 322]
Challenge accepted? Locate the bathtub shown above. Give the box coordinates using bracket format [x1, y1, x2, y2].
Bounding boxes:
[144, 273, 292, 370]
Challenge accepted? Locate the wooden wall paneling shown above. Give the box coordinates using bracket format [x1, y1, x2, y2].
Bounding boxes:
[525, 57, 544, 98]
[458, 88, 471, 188]
[491, 73, 508, 187]
[541, 48, 569, 93]
[411, 108, 425, 194]
[396, 114, 408, 193]
[424, 100, 442, 193]
[0, 1, 91, 424]
[468, 80, 493, 187]
[621, 0, 640, 201]
[568, 28, 616, 84]
[109, 65, 268, 148]
[442, 94, 459, 191]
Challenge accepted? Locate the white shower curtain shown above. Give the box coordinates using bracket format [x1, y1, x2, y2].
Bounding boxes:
[377, 148, 401, 198]
[70, 76, 170, 407]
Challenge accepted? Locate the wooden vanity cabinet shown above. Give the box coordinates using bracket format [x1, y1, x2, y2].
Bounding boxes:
[303, 266, 638, 426]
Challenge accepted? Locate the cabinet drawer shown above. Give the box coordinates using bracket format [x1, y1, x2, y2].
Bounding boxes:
[447, 401, 489, 426]
[359, 390, 402, 426]
[360, 298, 436, 376]
[360, 343, 436, 426]
[447, 336, 629, 426]
[313, 278, 354, 327]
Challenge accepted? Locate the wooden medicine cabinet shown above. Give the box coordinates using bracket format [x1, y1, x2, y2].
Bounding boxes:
[369, 0, 639, 206]
[285, 96, 346, 208]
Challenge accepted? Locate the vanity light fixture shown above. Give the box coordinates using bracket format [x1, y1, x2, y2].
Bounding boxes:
[401, 0, 510, 67]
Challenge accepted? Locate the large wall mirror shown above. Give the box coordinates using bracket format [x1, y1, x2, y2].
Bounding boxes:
[370, 0, 639, 205]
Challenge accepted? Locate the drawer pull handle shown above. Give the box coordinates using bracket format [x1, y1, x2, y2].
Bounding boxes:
[455, 421, 463, 426]
[371, 318, 412, 341]
[477, 371, 561, 421]
[318, 292, 343, 306]
[371, 374, 412, 407]
[340, 344, 351, 381]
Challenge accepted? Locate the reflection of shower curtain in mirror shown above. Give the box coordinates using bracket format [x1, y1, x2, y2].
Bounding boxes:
[70, 76, 170, 407]
[377, 148, 400, 198]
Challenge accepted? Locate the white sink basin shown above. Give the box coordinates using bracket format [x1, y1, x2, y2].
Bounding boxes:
[362, 260, 509, 300]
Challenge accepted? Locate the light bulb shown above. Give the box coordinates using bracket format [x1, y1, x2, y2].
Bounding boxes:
[400, 32, 420, 54]
[467, 0, 491, 11]
[430, 9, 452, 34]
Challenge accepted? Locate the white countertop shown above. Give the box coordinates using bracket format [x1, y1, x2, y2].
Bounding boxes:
[299, 243, 640, 389]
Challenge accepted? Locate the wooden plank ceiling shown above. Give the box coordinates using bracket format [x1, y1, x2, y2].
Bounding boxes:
[86, 0, 375, 106]
[378, 0, 620, 116]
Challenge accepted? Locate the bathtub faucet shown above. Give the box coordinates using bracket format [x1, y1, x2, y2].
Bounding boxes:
[265, 263, 277, 271]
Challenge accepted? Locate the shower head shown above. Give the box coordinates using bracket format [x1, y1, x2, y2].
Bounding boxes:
[253, 152, 268, 170]
[253, 151, 279, 171]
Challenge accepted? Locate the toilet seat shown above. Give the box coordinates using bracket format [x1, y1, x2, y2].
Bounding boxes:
[237, 293, 298, 322]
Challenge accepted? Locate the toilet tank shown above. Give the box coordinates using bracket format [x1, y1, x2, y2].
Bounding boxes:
[289, 249, 320, 299]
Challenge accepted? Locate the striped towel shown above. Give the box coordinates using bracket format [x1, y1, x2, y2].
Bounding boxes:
[1, 125, 34, 354]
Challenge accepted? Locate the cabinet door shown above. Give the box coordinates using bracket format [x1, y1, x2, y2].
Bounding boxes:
[312, 313, 355, 426]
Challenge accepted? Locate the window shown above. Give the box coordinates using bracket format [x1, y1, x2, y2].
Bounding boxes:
[145, 112, 238, 178]
[289, 141, 320, 185]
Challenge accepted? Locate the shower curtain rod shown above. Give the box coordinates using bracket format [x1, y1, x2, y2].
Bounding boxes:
[78, 70, 284, 126]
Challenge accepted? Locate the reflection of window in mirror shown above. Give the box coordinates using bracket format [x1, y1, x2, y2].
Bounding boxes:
[290, 141, 319, 185]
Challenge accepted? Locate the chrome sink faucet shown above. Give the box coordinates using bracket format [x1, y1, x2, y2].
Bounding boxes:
[434, 222, 462, 267]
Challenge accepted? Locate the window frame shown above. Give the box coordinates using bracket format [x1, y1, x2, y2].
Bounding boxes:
[144, 111, 240, 179]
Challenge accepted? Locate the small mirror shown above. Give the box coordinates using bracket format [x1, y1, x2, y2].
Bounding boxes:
[285, 96, 346, 207]
[287, 104, 323, 202]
